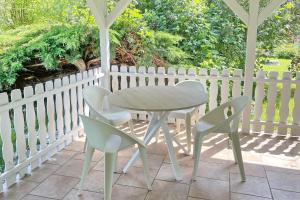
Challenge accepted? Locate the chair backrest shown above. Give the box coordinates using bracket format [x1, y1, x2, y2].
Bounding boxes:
[82, 86, 111, 121]
[80, 115, 145, 152]
[199, 96, 251, 133]
[176, 80, 206, 94]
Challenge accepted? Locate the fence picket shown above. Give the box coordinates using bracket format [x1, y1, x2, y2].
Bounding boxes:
[129, 66, 137, 119]
[120, 65, 128, 90]
[82, 71, 89, 116]
[221, 69, 230, 105]
[209, 69, 218, 110]
[70, 75, 78, 140]
[54, 79, 64, 141]
[187, 68, 197, 80]
[252, 71, 265, 133]
[62, 77, 71, 133]
[157, 67, 165, 86]
[35, 84, 48, 162]
[45, 81, 57, 156]
[0, 93, 15, 187]
[111, 65, 119, 92]
[265, 71, 278, 133]
[278, 72, 292, 135]
[129, 66, 137, 88]
[199, 69, 208, 116]
[291, 72, 300, 136]
[138, 67, 147, 120]
[177, 67, 186, 83]
[167, 67, 176, 86]
[147, 67, 156, 86]
[11, 90, 27, 178]
[77, 73, 84, 136]
[232, 69, 242, 98]
[24, 86, 39, 170]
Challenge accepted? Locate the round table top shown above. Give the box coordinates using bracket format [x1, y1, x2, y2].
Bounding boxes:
[108, 85, 208, 112]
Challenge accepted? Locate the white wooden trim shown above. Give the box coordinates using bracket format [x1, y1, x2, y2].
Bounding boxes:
[258, 0, 288, 26]
[87, 0, 106, 27]
[106, 0, 132, 27]
[222, 0, 249, 25]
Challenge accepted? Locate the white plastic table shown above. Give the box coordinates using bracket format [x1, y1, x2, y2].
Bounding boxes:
[108, 85, 208, 180]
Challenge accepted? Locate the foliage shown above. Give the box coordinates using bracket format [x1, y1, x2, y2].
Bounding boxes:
[289, 56, 300, 78]
[274, 44, 299, 59]
[0, 24, 102, 90]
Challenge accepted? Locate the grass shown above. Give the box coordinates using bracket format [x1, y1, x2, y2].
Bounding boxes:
[262, 58, 291, 79]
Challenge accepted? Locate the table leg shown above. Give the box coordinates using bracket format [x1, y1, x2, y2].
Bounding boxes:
[161, 122, 183, 180]
[123, 112, 164, 173]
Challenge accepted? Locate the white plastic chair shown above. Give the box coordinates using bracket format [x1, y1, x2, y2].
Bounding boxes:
[192, 96, 251, 182]
[83, 86, 134, 150]
[78, 115, 152, 200]
[168, 80, 206, 154]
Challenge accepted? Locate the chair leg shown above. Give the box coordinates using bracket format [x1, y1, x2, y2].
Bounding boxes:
[231, 133, 246, 182]
[113, 151, 118, 173]
[185, 115, 192, 154]
[104, 152, 116, 200]
[138, 146, 152, 190]
[192, 133, 203, 181]
[176, 119, 181, 132]
[128, 120, 134, 135]
[83, 138, 87, 153]
[78, 145, 95, 195]
[228, 135, 238, 164]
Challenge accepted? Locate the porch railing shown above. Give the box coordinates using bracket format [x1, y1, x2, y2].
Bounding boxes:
[0, 67, 102, 191]
[110, 65, 300, 137]
[0, 64, 299, 191]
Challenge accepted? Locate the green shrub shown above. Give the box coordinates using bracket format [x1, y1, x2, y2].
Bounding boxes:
[274, 44, 298, 59]
[289, 56, 300, 78]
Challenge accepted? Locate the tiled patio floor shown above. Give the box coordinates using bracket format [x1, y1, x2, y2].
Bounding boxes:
[1, 121, 300, 200]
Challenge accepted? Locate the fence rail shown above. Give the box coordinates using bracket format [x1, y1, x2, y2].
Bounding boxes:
[110, 65, 300, 137]
[0, 67, 103, 191]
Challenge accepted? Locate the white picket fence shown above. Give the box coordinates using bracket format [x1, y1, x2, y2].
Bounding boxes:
[0, 64, 299, 191]
[110, 65, 300, 137]
[0, 67, 103, 191]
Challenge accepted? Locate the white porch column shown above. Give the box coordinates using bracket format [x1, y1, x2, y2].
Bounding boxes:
[241, 0, 259, 133]
[87, 0, 132, 89]
[100, 27, 110, 88]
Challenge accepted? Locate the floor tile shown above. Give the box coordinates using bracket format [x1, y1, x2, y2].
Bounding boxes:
[230, 163, 266, 178]
[146, 180, 189, 200]
[63, 189, 104, 200]
[146, 142, 169, 155]
[24, 163, 60, 183]
[230, 192, 271, 200]
[117, 166, 157, 188]
[133, 154, 164, 170]
[64, 141, 85, 152]
[46, 150, 77, 165]
[73, 150, 104, 162]
[188, 198, 205, 200]
[267, 170, 300, 192]
[74, 170, 120, 193]
[112, 185, 148, 200]
[55, 159, 96, 178]
[230, 173, 271, 198]
[30, 175, 79, 199]
[156, 163, 192, 184]
[21, 195, 53, 200]
[272, 189, 300, 200]
[197, 161, 230, 181]
[189, 177, 229, 200]
[0, 181, 38, 200]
